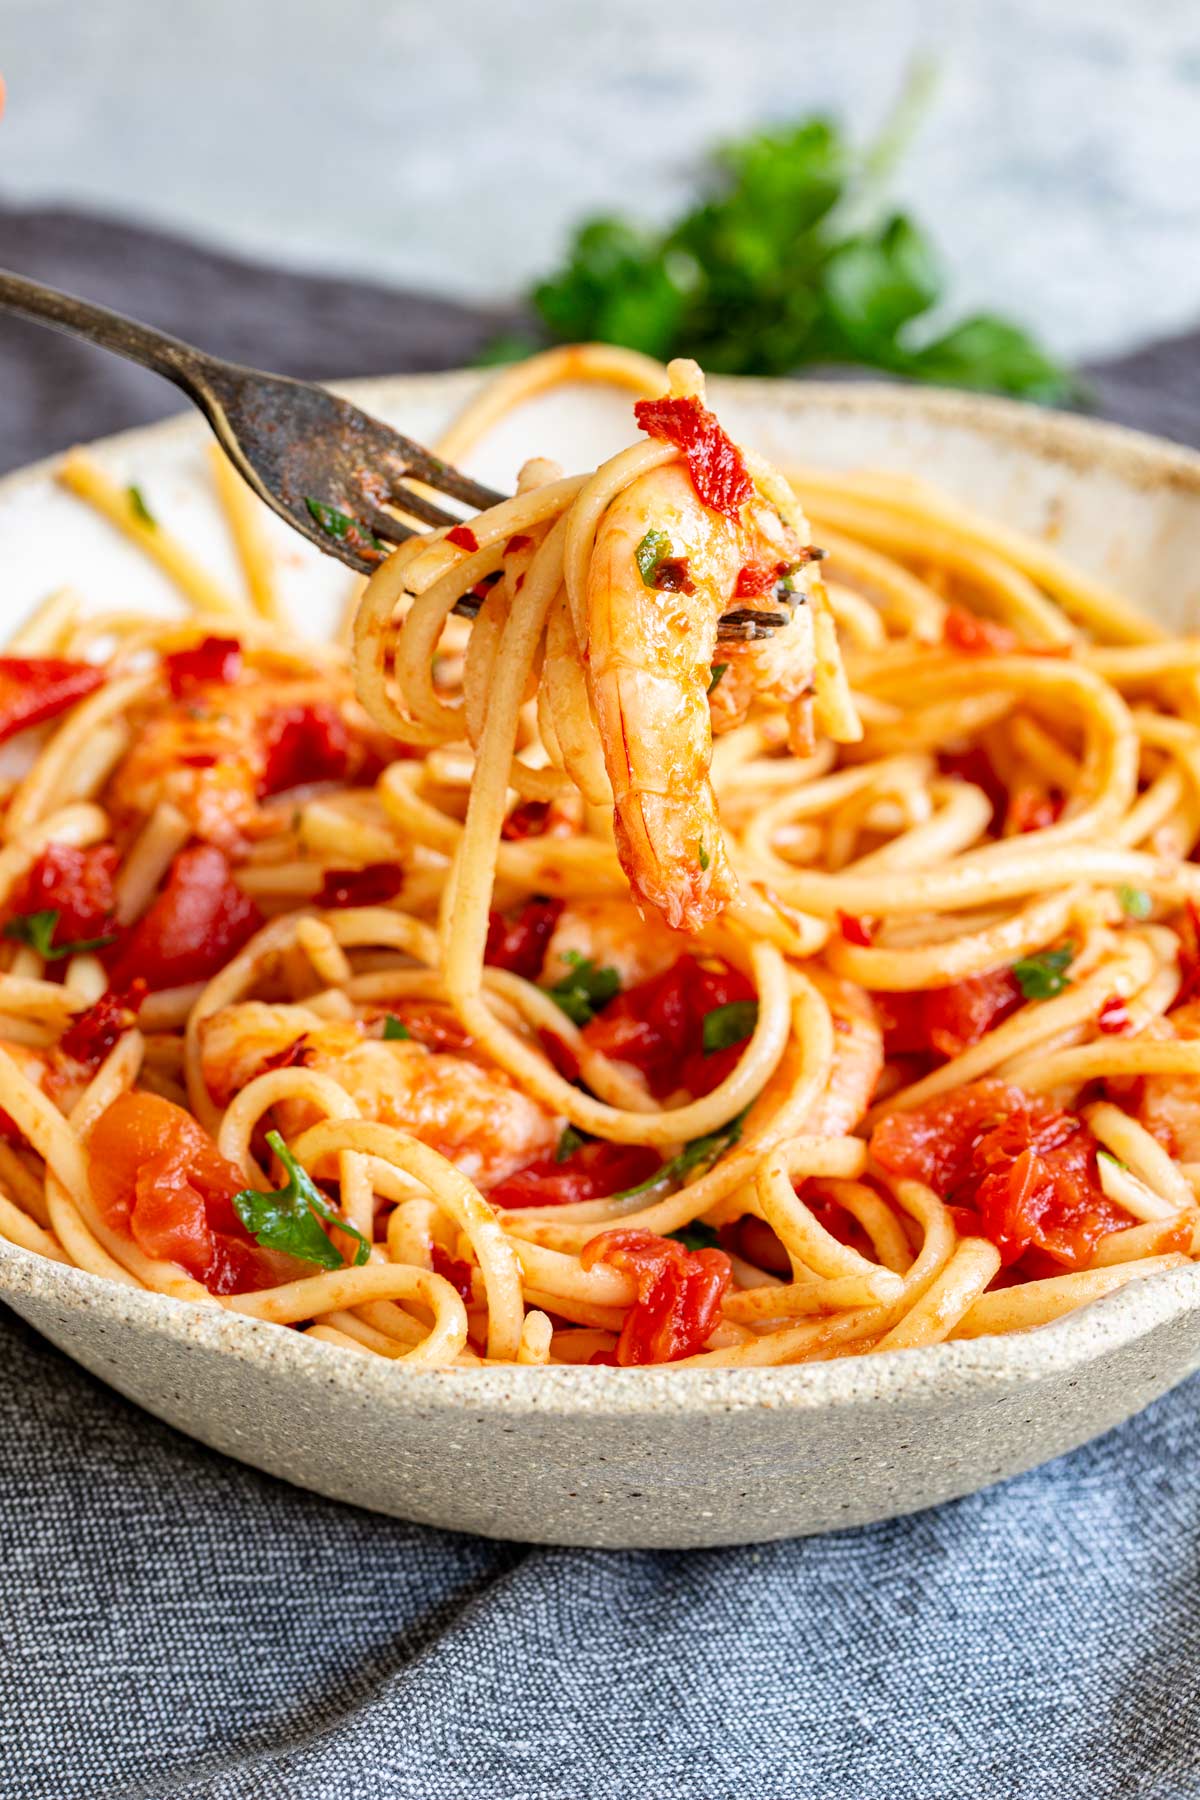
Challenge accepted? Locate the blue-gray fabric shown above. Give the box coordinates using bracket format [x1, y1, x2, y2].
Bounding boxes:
[1, 203, 1200, 1800]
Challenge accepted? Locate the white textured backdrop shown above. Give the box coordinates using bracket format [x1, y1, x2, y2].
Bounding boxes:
[3, 0, 1199, 359]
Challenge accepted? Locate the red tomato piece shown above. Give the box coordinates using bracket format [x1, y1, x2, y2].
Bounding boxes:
[943, 606, 1018, 655]
[581, 1228, 732, 1364]
[837, 912, 875, 947]
[8, 842, 119, 941]
[504, 534, 533, 554]
[734, 560, 786, 598]
[445, 524, 479, 552]
[316, 864, 404, 908]
[501, 800, 551, 841]
[431, 1242, 475, 1303]
[484, 896, 564, 980]
[1097, 995, 1131, 1034]
[633, 395, 753, 518]
[582, 955, 755, 1100]
[1006, 787, 1065, 835]
[107, 844, 262, 992]
[939, 744, 1009, 829]
[1176, 901, 1200, 1006]
[870, 1078, 1128, 1268]
[489, 1139, 662, 1209]
[87, 1090, 294, 1293]
[0, 656, 105, 744]
[59, 980, 147, 1067]
[164, 635, 243, 697]
[875, 968, 1023, 1062]
[259, 702, 353, 796]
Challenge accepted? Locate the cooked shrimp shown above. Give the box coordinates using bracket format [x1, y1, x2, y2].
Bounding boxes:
[1130, 1000, 1200, 1161]
[805, 971, 883, 1134]
[199, 1001, 558, 1188]
[583, 462, 813, 931]
[542, 899, 682, 990]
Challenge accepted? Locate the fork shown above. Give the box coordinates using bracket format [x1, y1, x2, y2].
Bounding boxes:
[0, 269, 788, 641]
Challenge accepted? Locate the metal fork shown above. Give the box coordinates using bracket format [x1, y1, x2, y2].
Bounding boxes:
[0, 269, 788, 641]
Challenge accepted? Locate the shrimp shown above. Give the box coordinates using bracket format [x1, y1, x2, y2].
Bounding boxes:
[805, 971, 884, 1134]
[583, 462, 815, 931]
[1128, 1000, 1200, 1161]
[199, 1001, 557, 1188]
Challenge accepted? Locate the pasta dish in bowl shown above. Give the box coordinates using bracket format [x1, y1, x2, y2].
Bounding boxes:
[2, 350, 1200, 1542]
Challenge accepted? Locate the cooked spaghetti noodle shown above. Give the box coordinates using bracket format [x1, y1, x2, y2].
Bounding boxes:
[2, 344, 1199, 1370]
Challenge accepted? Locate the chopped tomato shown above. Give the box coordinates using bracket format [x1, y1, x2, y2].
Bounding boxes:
[484, 896, 564, 980]
[502, 800, 551, 841]
[445, 524, 479, 553]
[8, 842, 119, 941]
[633, 395, 753, 518]
[581, 1228, 732, 1364]
[582, 955, 755, 1099]
[164, 635, 243, 696]
[837, 912, 874, 947]
[0, 656, 105, 744]
[735, 560, 786, 598]
[870, 1078, 1128, 1268]
[489, 1139, 661, 1208]
[1176, 901, 1200, 1006]
[1006, 787, 1065, 835]
[939, 743, 1008, 828]
[1097, 995, 1131, 1035]
[875, 968, 1023, 1062]
[59, 980, 146, 1067]
[943, 606, 1018, 655]
[107, 844, 262, 991]
[316, 863, 404, 908]
[259, 702, 353, 796]
[431, 1242, 475, 1303]
[86, 1091, 295, 1293]
[504, 533, 533, 554]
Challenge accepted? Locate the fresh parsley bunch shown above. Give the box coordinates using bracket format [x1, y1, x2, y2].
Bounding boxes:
[512, 86, 1074, 404]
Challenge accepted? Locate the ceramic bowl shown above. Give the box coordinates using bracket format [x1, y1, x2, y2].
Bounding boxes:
[3, 371, 1200, 1550]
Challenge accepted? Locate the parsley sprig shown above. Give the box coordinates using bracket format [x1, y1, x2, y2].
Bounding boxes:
[544, 951, 621, 1027]
[503, 76, 1074, 403]
[233, 1130, 370, 1271]
[1013, 943, 1075, 1001]
[702, 1000, 758, 1055]
[3, 909, 116, 962]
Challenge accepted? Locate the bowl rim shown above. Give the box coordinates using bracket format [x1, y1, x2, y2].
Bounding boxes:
[5, 368, 1200, 1420]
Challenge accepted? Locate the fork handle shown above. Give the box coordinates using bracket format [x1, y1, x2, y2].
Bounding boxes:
[0, 267, 214, 396]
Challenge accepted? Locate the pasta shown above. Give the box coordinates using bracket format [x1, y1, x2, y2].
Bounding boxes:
[1, 343, 1198, 1371]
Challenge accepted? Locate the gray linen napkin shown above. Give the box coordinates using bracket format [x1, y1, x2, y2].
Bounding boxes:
[1, 201, 1199, 1800]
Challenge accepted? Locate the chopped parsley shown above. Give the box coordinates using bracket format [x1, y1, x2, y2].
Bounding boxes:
[702, 1000, 758, 1054]
[555, 1124, 587, 1163]
[3, 908, 116, 962]
[544, 950, 621, 1027]
[233, 1130, 370, 1271]
[707, 662, 729, 695]
[668, 1221, 722, 1252]
[382, 1014, 412, 1041]
[697, 841, 710, 872]
[304, 496, 384, 551]
[1012, 943, 1075, 1001]
[635, 528, 673, 587]
[1117, 885, 1152, 920]
[127, 484, 156, 527]
[610, 1109, 748, 1202]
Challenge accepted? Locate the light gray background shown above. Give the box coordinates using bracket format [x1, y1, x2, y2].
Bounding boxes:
[2, 0, 1200, 361]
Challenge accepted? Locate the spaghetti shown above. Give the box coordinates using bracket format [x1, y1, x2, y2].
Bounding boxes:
[1, 344, 1198, 1371]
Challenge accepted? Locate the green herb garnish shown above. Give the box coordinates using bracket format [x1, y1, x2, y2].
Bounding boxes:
[3, 909, 116, 962]
[634, 528, 674, 588]
[382, 1014, 411, 1041]
[233, 1130, 370, 1271]
[1012, 943, 1075, 1001]
[669, 1221, 723, 1252]
[610, 1110, 749, 1203]
[304, 496, 385, 551]
[127, 484, 156, 527]
[708, 663, 728, 695]
[697, 841, 710, 872]
[513, 76, 1074, 403]
[1118, 886, 1152, 920]
[544, 950, 621, 1027]
[702, 1000, 758, 1055]
[556, 1124, 587, 1164]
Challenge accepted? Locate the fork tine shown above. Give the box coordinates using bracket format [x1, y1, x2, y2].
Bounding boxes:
[358, 505, 419, 548]
[381, 484, 464, 530]
[396, 451, 507, 512]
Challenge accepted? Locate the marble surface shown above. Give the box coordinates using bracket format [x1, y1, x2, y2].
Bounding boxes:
[2, 0, 1199, 362]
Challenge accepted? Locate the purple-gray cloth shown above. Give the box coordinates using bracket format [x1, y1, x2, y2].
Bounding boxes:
[1, 202, 1200, 1800]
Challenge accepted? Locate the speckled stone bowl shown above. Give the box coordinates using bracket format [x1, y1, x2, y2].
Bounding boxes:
[3, 373, 1200, 1548]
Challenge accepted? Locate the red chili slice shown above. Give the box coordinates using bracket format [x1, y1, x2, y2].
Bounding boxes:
[735, 561, 787, 598]
[445, 524, 479, 553]
[164, 635, 243, 696]
[1097, 995, 1131, 1034]
[633, 395, 753, 518]
[837, 912, 875, 947]
[0, 657, 105, 744]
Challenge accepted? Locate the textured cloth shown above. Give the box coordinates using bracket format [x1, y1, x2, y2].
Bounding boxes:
[2, 203, 1200, 1800]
